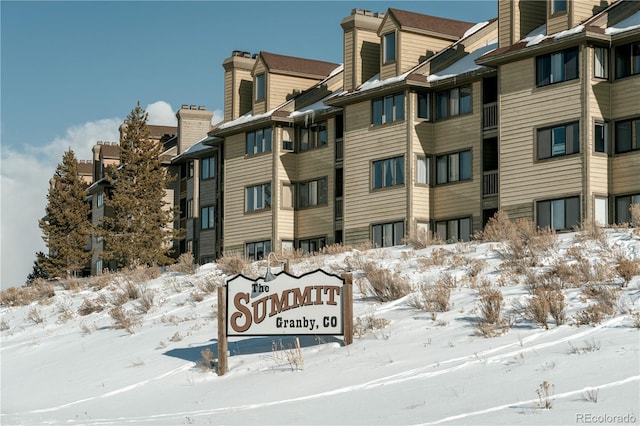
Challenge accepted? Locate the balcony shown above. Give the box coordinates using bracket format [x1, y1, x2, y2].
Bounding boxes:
[483, 102, 498, 130]
[335, 138, 344, 161]
[335, 197, 343, 221]
[483, 170, 498, 197]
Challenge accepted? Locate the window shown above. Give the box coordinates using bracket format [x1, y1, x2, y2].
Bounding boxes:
[435, 86, 471, 120]
[298, 237, 326, 254]
[256, 73, 265, 100]
[246, 183, 271, 212]
[615, 194, 640, 224]
[435, 217, 472, 242]
[187, 199, 193, 218]
[551, 0, 567, 14]
[246, 127, 272, 155]
[298, 178, 327, 209]
[417, 93, 430, 119]
[97, 191, 104, 207]
[417, 156, 430, 185]
[615, 42, 640, 79]
[372, 156, 404, 189]
[537, 196, 580, 231]
[201, 156, 215, 179]
[595, 196, 608, 226]
[201, 206, 215, 229]
[436, 150, 471, 184]
[536, 47, 579, 86]
[537, 122, 579, 159]
[372, 221, 404, 248]
[595, 122, 607, 153]
[297, 122, 327, 152]
[594, 47, 609, 79]
[383, 32, 396, 63]
[614, 118, 640, 154]
[372, 93, 405, 125]
[246, 240, 271, 261]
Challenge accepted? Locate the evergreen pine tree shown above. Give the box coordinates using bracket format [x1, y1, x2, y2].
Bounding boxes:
[39, 149, 92, 278]
[26, 251, 50, 285]
[100, 103, 179, 268]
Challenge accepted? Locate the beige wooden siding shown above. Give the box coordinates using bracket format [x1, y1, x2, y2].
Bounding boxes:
[199, 178, 218, 210]
[518, 2, 546, 40]
[572, 0, 605, 27]
[611, 75, 640, 196]
[379, 18, 397, 80]
[268, 74, 324, 112]
[589, 154, 609, 195]
[224, 71, 234, 122]
[343, 100, 408, 236]
[199, 229, 216, 259]
[499, 57, 585, 216]
[223, 132, 274, 251]
[344, 28, 355, 91]
[547, 11, 570, 35]
[611, 77, 640, 119]
[411, 96, 434, 223]
[498, 0, 513, 47]
[612, 153, 640, 195]
[400, 32, 452, 75]
[359, 30, 381, 87]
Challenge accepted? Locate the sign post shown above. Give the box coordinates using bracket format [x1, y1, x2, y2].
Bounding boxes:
[217, 269, 352, 375]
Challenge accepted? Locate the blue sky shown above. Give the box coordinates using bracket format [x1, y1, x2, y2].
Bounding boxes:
[0, 0, 497, 288]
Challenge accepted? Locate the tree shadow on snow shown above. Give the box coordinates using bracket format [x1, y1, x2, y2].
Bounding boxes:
[163, 335, 343, 364]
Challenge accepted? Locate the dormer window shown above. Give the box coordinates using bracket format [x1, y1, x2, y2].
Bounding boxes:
[383, 32, 396, 63]
[551, 0, 567, 14]
[256, 73, 265, 101]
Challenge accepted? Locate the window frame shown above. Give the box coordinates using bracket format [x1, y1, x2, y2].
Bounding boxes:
[417, 92, 430, 120]
[551, 0, 567, 14]
[537, 196, 580, 231]
[201, 205, 215, 230]
[245, 182, 272, 213]
[416, 155, 430, 185]
[614, 117, 640, 154]
[594, 46, 609, 79]
[615, 193, 640, 224]
[383, 31, 397, 64]
[435, 85, 471, 120]
[297, 121, 328, 152]
[537, 121, 580, 160]
[435, 217, 472, 242]
[371, 221, 404, 248]
[201, 156, 216, 180]
[372, 155, 405, 190]
[255, 73, 265, 101]
[245, 127, 272, 156]
[372, 92, 405, 125]
[614, 42, 640, 79]
[297, 237, 327, 254]
[536, 47, 579, 87]
[435, 150, 472, 185]
[594, 121, 608, 154]
[246, 240, 271, 261]
[297, 177, 328, 209]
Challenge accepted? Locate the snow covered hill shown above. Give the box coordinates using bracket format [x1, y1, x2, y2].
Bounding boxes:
[1, 228, 639, 425]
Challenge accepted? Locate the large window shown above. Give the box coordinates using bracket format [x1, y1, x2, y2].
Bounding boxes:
[435, 217, 471, 242]
[537, 122, 579, 159]
[246, 240, 270, 261]
[256, 73, 265, 100]
[436, 86, 471, 120]
[298, 178, 327, 209]
[595, 122, 607, 153]
[615, 42, 640, 79]
[417, 93, 430, 119]
[201, 206, 214, 229]
[594, 47, 609, 79]
[537, 196, 580, 231]
[201, 156, 215, 179]
[372, 93, 405, 125]
[417, 156, 430, 185]
[298, 122, 327, 152]
[298, 237, 326, 254]
[536, 47, 579, 86]
[246, 127, 272, 156]
[436, 150, 471, 184]
[615, 194, 640, 224]
[615, 118, 640, 153]
[372, 221, 404, 248]
[246, 183, 271, 212]
[372, 156, 404, 189]
[383, 32, 396, 63]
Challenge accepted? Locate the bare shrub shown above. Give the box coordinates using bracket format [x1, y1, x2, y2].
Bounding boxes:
[32, 280, 55, 300]
[78, 298, 104, 316]
[354, 313, 390, 338]
[616, 254, 640, 287]
[526, 291, 550, 329]
[109, 306, 141, 334]
[574, 218, 607, 246]
[190, 291, 205, 303]
[135, 289, 154, 314]
[418, 248, 451, 269]
[631, 203, 640, 228]
[1, 319, 9, 332]
[403, 228, 442, 249]
[122, 264, 161, 283]
[321, 243, 353, 254]
[476, 285, 509, 337]
[0, 287, 36, 307]
[57, 303, 75, 323]
[412, 278, 453, 312]
[494, 218, 557, 273]
[216, 252, 247, 276]
[474, 211, 517, 242]
[271, 339, 304, 371]
[169, 331, 183, 342]
[89, 271, 114, 290]
[630, 312, 640, 329]
[169, 252, 196, 275]
[546, 290, 566, 326]
[199, 348, 214, 370]
[121, 279, 141, 301]
[536, 381, 555, 409]
[365, 264, 412, 302]
[27, 307, 44, 324]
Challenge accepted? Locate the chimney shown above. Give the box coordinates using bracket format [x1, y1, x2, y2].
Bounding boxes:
[176, 106, 214, 155]
[341, 9, 384, 91]
[499, 0, 546, 48]
[222, 51, 256, 122]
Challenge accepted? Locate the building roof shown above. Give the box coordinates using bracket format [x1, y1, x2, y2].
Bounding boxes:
[98, 143, 120, 158]
[148, 125, 177, 140]
[76, 160, 93, 176]
[260, 51, 340, 78]
[387, 8, 476, 38]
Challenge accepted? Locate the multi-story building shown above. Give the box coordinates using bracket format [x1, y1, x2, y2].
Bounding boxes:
[203, 0, 638, 260]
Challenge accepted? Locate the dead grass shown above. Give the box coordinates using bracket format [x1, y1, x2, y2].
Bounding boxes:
[475, 284, 510, 337]
[109, 306, 141, 334]
[216, 252, 247, 276]
[0, 280, 56, 307]
[615, 253, 640, 287]
[411, 277, 453, 312]
[169, 252, 196, 275]
[403, 228, 443, 249]
[354, 313, 391, 338]
[364, 264, 412, 302]
[78, 298, 105, 316]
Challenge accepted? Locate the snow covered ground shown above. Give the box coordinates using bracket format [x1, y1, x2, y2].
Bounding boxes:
[1, 228, 639, 425]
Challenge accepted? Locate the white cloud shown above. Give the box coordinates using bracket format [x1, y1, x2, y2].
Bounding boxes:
[146, 101, 178, 126]
[0, 118, 120, 289]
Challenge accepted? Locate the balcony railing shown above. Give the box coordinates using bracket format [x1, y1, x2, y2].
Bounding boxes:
[483, 170, 498, 197]
[335, 138, 344, 161]
[483, 102, 498, 130]
[335, 197, 343, 221]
